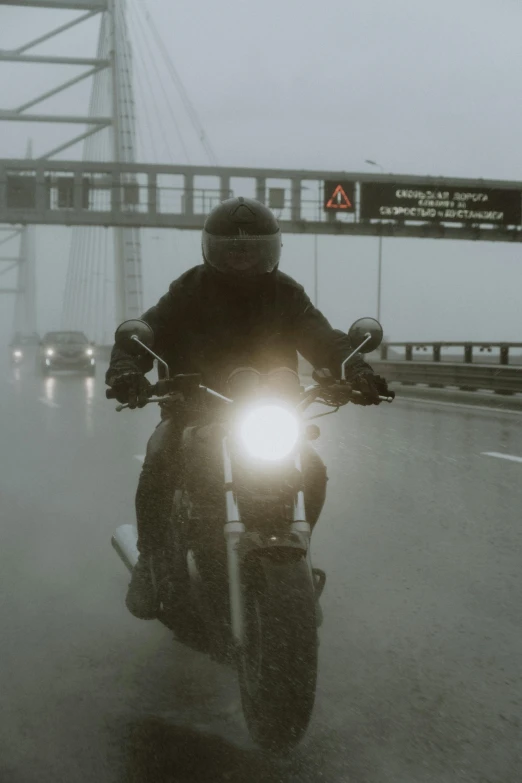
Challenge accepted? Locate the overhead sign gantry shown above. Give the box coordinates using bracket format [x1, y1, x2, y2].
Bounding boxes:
[359, 182, 521, 225]
[1, 158, 522, 243]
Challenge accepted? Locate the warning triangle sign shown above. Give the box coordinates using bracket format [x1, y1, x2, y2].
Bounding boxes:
[326, 184, 353, 209]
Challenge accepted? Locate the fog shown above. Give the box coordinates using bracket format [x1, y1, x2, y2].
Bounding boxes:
[2, 3, 522, 781]
[1, 0, 521, 342]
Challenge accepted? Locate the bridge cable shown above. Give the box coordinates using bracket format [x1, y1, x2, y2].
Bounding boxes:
[102, 217, 110, 344]
[62, 9, 106, 333]
[127, 16, 165, 163]
[133, 1, 219, 166]
[62, 21, 103, 331]
[72, 49, 105, 334]
[82, 60, 104, 332]
[128, 0, 189, 164]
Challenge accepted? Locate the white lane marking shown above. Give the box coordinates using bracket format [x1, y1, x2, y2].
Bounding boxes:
[134, 454, 145, 463]
[481, 452, 522, 464]
[38, 397, 60, 409]
[394, 396, 522, 416]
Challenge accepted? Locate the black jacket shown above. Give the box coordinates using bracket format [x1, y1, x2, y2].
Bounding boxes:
[106, 265, 372, 392]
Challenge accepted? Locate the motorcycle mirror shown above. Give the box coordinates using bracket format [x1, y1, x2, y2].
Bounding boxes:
[347, 317, 383, 354]
[114, 319, 170, 379]
[114, 319, 154, 356]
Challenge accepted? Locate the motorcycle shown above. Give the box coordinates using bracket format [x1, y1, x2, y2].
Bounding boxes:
[108, 317, 393, 753]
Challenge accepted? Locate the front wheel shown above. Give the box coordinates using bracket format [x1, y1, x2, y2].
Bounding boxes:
[239, 556, 318, 754]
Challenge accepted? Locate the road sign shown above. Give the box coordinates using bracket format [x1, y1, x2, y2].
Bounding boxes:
[360, 182, 522, 225]
[324, 180, 355, 211]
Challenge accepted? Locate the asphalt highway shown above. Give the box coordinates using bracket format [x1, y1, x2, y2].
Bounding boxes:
[1, 358, 521, 782]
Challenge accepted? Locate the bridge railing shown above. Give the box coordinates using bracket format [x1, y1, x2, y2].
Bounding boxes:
[297, 343, 522, 395]
[379, 342, 522, 365]
[370, 360, 522, 395]
[369, 342, 522, 395]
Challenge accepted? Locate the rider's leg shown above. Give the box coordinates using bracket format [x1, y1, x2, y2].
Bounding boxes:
[135, 416, 183, 556]
[126, 414, 182, 619]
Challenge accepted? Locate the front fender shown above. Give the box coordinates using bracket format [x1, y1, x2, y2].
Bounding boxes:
[238, 531, 308, 566]
[226, 529, 311, 651]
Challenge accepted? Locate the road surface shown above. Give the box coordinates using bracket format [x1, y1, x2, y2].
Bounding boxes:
[0, 360, 521, 782]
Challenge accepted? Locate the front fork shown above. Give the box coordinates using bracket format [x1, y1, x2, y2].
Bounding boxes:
[222, 437, 312, 649]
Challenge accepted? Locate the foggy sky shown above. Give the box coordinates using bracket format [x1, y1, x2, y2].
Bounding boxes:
[1, 0, 521, 342]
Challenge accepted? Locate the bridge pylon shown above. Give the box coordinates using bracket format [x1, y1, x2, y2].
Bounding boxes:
[0, 140, 37, 343]
[0, 0, 142, 344]
[61, 0, 143, 342]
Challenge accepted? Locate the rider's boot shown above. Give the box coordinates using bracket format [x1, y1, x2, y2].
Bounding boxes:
[125, 554, 158, 620]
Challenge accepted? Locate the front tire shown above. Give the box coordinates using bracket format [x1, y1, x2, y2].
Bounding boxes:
[239, 556, 318, 753]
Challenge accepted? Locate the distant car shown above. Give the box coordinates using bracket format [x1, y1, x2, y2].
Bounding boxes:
[38, 331, 96, 376]
[10, 332, 40, 365]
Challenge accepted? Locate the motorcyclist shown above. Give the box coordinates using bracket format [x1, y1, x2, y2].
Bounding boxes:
[106, 197, 391, 620]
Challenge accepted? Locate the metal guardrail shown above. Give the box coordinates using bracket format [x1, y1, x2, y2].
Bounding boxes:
[380, 341, 522, 365]
[100, 346, 522, 395]
[371, 360, 522, 394]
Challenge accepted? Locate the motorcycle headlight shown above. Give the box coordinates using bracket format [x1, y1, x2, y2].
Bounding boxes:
[239, 404, 300, 461]
[13, 350, 22, 358]
[85, 348, 94, 356]
[46, 348, 54, 357]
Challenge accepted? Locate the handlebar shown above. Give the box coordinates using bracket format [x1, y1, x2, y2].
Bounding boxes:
[106, 374, 203, 402]
[107, 374, 394, 412]
[115, 396, 165, 412]
[354, 390, 394, 403]
[106, 375, 234, 411]
[300, 380, 394, 410]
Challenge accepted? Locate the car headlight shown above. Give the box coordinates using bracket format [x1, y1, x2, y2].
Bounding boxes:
[46, 348, 54, 356]
[13, 350, 22, 358]
[239, 404, 300, 461]
[85, 348, 94, 356]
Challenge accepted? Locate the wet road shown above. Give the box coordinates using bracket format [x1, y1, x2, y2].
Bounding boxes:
[1, 360, 521, 783]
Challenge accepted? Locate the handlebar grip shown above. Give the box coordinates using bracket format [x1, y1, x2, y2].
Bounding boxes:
[106, 380, 159, 401]
[350, 389, 394, 404]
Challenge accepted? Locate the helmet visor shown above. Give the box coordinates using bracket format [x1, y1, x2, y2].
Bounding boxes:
[202, 230, 281, 277]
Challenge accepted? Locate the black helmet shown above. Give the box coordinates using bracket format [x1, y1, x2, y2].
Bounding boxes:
[202, 197, 282, 278]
